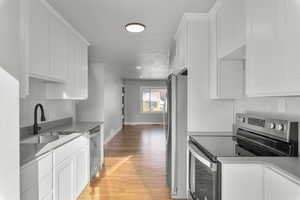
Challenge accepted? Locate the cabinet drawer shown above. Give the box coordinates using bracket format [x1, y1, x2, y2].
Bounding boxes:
[54, 136, 88, 165]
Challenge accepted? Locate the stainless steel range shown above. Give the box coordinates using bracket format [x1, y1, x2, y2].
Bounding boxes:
[188, 113, 298, 200]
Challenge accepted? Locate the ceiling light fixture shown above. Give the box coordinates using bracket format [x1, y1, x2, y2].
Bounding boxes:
[136, 66, 142, 70]
[125, 23, 146, 33]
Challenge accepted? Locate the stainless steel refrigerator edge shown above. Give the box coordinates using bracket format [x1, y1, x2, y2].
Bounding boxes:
[166, 73, 188, 199]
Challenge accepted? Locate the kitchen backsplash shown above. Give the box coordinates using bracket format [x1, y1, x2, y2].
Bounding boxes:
[20, 78, 74, 127]
[235, 96, 300, 155]
[234, 97, 300, 118]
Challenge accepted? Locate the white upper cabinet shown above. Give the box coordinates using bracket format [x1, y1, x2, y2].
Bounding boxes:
[46, 32, 88, 100]
[49, 13, 68, 81]
[282, 0, 300, 94]
[65, 32, 88, 99]
[209, 2, 245, 99]
[27, 0, 51, 79]
[22, 0, 89, 99]
[245, 0, 300, 96]
[217, 0, 246, 58]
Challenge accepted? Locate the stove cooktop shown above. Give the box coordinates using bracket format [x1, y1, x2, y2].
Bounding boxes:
[190, 135, 238, 158]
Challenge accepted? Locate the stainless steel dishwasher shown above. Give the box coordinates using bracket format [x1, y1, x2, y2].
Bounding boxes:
[88, 125, 103, 181]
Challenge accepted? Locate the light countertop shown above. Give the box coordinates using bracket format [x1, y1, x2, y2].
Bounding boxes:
[20, 121, 103, 167]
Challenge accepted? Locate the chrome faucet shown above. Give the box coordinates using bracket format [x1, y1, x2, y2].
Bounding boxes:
[33, 104, 46, 135]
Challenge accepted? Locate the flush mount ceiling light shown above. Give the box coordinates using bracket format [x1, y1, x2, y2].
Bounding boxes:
[125, 23, 146, 33]
[136, 66, 142, 70]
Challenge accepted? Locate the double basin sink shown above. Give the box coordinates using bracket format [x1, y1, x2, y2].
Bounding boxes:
[21, 130, 79, 144]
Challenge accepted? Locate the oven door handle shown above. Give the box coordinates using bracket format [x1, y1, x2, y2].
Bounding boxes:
[189, 142, 217, 172]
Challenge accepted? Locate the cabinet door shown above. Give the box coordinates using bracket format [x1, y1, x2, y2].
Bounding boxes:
[246, 0, 285, 96]
[75, 146, 89, 197]
[78, 41, 88, 99]
[284, 0, 300, 93]
[209, 7, 219, 99]
[217, 0, 246, 58]
[28, 0, 50, 77]
[264, 168, 300, 200]
[222, 164, 264, 200]
[54, 158, 74, 200]
[49, 14, 67, 81]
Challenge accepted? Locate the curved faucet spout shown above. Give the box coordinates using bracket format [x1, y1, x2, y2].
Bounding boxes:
[33, 104, 46, 135]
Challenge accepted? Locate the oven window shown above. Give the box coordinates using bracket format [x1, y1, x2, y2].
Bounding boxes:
[189, 153, 218, 200]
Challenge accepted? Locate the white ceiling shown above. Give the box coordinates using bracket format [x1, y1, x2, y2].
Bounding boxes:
[48, 0, 215, 79]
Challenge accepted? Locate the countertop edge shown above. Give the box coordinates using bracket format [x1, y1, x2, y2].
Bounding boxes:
[218, 157, 300, 184]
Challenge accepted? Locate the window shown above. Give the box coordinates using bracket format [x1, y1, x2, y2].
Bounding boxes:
[141, 87, 167, 113]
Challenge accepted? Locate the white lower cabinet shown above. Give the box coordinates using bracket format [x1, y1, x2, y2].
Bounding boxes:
[54, 157, 75, 200]
[53, 136, 89, 200]
[222, 163, 300, 200]
[21, 153, 53, 200]
[222, 164, 264, 200]
[75, 146, 90, 197]
[21, 136, 90, 200]
[264, 168, 300, 200]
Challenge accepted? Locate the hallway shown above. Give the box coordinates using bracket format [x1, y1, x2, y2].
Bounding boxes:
[78, 125, 172, 200]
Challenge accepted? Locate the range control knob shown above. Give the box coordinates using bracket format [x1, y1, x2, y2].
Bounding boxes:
[270, 123, 276, 129]
[277, 124, 284, 131]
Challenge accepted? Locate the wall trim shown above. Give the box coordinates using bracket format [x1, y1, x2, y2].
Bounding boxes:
[104, 127, 122, 144]
[124, 122, 163, 125]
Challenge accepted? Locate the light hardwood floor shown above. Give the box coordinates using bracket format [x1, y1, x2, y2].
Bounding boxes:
[78, 125, 174, 200]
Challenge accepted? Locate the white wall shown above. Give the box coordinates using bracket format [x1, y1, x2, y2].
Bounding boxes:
[76, 63, 104, 122]
[235, 97, 300, 155]
[0, 67, 20, 200]
[104, 66, 123, 142]
[124, 79, 166, 125]
[0, 0, 20, 80]
[20, 78, 74, 127]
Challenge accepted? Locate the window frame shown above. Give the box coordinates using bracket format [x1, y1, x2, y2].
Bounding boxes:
[140, 86, 167, 114]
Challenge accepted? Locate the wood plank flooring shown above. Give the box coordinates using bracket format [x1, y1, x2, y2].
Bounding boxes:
[78, 125, 173, 200]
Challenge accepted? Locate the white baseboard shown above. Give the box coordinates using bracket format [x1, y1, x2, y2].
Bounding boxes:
[124, 122, 163, 125]
[172, 194, 188, 199]
[104, 127, 122, 144]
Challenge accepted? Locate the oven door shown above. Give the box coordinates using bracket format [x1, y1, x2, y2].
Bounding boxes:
[189, 142, 220, 200]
